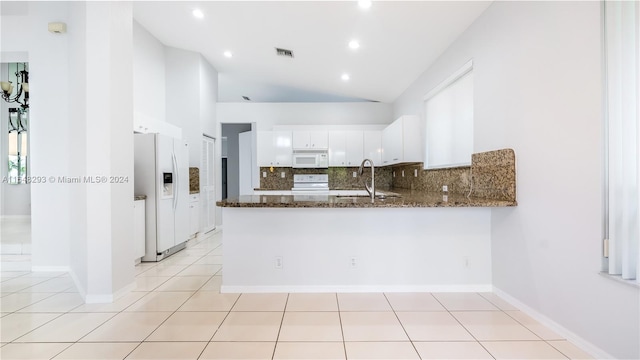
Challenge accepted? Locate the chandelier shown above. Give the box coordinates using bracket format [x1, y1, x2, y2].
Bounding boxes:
[1, 62, 29, 109]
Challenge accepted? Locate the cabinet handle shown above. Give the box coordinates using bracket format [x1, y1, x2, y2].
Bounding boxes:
[393, 158, 399, 161]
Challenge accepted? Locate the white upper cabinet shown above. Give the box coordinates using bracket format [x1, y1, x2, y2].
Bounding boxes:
[381, 115, 422, 166]
[344, 131, 364, 167]
[363, 130, 382, 166]
[257, 131, 293, 167]
[328, 131, 364, 167]
[293, 130, 328, 149]
[328, 131, 346, 166]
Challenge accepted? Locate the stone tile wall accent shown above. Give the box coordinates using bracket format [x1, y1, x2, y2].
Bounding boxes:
[470, 148, 516, 201]
[391, 164, 471, 194]
[391, 148, 516, 201]
[258, 148, 515, 202]
[189, 167, 200, 193]
[258, 167, 392, 190]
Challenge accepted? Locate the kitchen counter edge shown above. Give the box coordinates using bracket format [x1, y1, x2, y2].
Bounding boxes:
[217, 191, 516, 208]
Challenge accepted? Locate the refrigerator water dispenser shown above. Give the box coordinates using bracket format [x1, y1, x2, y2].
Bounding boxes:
[163, 172, 173, 197]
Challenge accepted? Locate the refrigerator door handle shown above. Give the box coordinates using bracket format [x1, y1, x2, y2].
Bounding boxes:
[172, 151, 178, 211]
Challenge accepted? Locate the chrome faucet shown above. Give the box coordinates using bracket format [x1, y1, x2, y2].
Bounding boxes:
[359, 158, 375, 202]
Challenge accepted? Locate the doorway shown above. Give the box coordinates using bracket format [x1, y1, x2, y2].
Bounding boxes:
[221, 123, 254, 199]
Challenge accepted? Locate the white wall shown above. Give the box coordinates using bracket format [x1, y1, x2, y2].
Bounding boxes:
[2, 2, 73, 269]
[394, 2, 639, 359]
[133, 20, 165, 124]
[165, 47, 201, 167]
[199, 55, 217, 138]
[217, 102, 393, 130]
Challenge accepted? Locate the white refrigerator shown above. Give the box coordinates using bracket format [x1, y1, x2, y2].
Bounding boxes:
[134, 133, 189, 262]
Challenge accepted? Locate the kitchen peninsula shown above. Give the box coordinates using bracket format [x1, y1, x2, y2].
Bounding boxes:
[217, 149, 516, 293]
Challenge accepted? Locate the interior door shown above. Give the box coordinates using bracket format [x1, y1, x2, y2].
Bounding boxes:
[238, 131, 253, 195]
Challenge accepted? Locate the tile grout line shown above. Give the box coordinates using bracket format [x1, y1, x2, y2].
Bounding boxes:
[432, 292, 497, 360]
[335, 293, 347, 360]
[271, 293, 290, 360]
[382, 292, 422, 360]
[122, 238, 219, 359]
[74, 236, 218, 359]
[196, 292, 242, 360]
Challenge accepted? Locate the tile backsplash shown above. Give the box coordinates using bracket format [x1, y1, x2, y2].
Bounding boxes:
[391, 148, 516, 201]
[189, 167, 199, 193]
[258, 167, 392, 190]
[258, 148, 515, 202]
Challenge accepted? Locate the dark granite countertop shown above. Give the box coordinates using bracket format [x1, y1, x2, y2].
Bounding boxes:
[217, 189, 516, 208]
[134, 195, 147, 201]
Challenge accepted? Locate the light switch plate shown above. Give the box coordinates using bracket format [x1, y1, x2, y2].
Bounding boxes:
[353, 171, 357, 178]
[281, 172, 286, 178]
[414, 169, 418, 177]
[263, 172, 267, 178]
[402, 170, 405, 177]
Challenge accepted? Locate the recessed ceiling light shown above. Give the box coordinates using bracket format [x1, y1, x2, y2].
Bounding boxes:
[192, 9, 204, 19]
[348, 40, 360, 50]
[358, 0, 372, 10]
[224, 51, 233, 58]
[341, 73, 350, 81]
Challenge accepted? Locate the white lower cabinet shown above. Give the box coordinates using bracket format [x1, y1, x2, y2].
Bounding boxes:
[133, 199, 146, 262]
[189, 194, 200, 238]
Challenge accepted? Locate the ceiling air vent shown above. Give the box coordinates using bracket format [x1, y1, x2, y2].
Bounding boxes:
[275, 47, 294, 58]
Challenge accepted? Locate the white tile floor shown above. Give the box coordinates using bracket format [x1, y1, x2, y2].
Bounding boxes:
[0, 231, 594, 360]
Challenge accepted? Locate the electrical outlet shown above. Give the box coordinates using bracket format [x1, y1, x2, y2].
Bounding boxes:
[281, 172, 286, 178]
[349, 256, 358, 268]
[442, 185, 448, 192]
[414, 169, 418, 177]
[402, 170, 405, 177]
[353, 171, 357, 178]
[263, 172, 267, 178]
[275, 256, 283, 269]
[393, 171, 396, 177]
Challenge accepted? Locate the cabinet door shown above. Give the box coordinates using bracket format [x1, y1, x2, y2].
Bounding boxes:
[189, 196, 199, 237]
[293, 131, 328, 149]
[382, 120, 402, 165]
[328, 131, 346, 166]
[344, 131, 364, 167]
[401, 115, 423, 163]
[292, 131, 310, 149]
[273, 131, 293, 166]
[309, 131, 328, 149]
[257, 131, 276, 166]
[363, 131, 382, 166]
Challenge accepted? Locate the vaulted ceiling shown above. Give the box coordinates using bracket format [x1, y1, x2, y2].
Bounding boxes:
[133, 1, 492, 103]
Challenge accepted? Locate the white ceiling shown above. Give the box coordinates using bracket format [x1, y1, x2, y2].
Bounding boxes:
[133, 1, 492, 103]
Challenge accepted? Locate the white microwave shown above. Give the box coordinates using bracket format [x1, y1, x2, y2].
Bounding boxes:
[292, 151, 329, 168]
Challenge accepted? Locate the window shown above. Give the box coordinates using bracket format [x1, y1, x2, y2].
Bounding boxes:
[423, 60, 473, 169]
[603, 1, 639, 283]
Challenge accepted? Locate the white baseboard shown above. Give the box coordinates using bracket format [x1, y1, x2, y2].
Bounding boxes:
[221, 284, 493, 294]
[493, 287, 614, 360]
[70, 270, 137, 304]
[31, 266, 69, 272]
